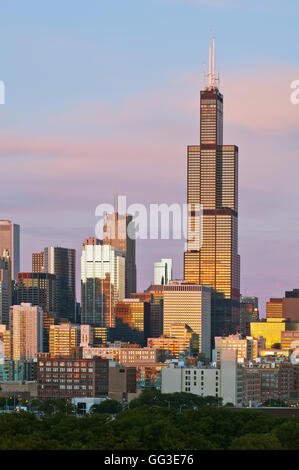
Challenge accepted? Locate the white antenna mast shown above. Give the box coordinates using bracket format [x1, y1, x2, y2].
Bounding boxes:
[209, 32, 212, 88]
[212, 37, 215, 88]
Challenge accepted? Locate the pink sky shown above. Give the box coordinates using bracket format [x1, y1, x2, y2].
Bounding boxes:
[0, 63, 298, 315]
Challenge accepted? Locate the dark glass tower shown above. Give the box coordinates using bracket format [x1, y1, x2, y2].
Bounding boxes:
[44, 247, 76, 322]
[184, 38, 240, 337]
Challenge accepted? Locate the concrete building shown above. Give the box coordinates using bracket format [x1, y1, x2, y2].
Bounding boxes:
[161, 350, 242, 406]
[9, 303, 43, 360]
[82, 344, 158, 364]
[214, 334, 265, 362]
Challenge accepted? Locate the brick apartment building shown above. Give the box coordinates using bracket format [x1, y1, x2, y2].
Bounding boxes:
[37, 357, 109, 399]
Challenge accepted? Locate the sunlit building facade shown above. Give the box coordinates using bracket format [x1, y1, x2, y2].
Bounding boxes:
[49, 323, 81, 357]
[9, 303, 43, 361]
[114, 299, 150, 346]
[250, 318, 286, 350]
[103, 212, 136, 298]
[81, 238, 125, 327]
[163, 281, 211, 359]
[183, 47, 240, 337]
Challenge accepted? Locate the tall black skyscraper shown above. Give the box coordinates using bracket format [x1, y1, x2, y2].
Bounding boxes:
[44, 247, 76, 322]
[184, 37, 240, 337]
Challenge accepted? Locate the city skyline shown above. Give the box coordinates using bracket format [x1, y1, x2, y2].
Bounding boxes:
[0, 1, 298, 315]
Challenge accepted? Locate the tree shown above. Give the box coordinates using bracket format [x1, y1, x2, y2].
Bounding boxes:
[229, 433, 283, 450]
[90, 400, 122, 415]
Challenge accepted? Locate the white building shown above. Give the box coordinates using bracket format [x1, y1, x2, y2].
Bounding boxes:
[154, 258, 172, 285]
[161, 350, 243, 407]
[81, 242, 125, 304]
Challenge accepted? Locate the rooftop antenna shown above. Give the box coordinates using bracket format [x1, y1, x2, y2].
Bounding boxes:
[209, 32, 212, 88]
[212, 36, 216, 88]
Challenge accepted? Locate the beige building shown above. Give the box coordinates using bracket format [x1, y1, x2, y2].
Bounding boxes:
[82, 345, 158, 364]
[9, 303, 43, 360]
[163, 282, 211, 359]
[214, 334, 265, 362]
[49, 323, 81, 357]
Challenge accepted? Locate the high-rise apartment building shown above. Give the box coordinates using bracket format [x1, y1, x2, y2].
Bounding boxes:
[44, 247, 76, 322]
[9, 303, 43, 360]
[103, 212, 136, 298]
[154, 258, 172, 285]
[184, 40, 240, 337]
[0, 221, 20, 281]
[163, 281, 211, 359]
[49, 323, 81, 357]
[0, 250, 12, 326]
[81, 238, 125, 327]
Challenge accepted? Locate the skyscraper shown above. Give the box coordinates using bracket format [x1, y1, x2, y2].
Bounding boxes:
[81, 238, 125, 327]
[163, 281, 211, 359]
[9, 302, 43, 360]
[0, 220, 20, 281]
[32, 251, 45, 272]
[184, 37, 240, 337]
[0, 250, 12, 327]
[154, 258, 172, 285]
[103, 212, 136, 298]
[14, 272, 56, 314]
[44, 247, 76, 322]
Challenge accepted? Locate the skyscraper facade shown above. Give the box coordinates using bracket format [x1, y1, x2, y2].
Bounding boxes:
[9, 302, 43, 360]
[0, 250, 12, 327]
[163, 281, 211, 359]
[184, 40, 240, 337]
[32, 251, 45, 272]
[44, 247, 76, 322]
[154, 258, 172, 285]
[0, 220, 20, 281]
[81, 238, 125, 327]
[14, 272, 56, 314]
[103, 212, 136, 298]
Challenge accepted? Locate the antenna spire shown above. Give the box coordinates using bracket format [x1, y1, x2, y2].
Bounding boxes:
[212, 37, 215, 88]
[209, 32, 212, 88]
